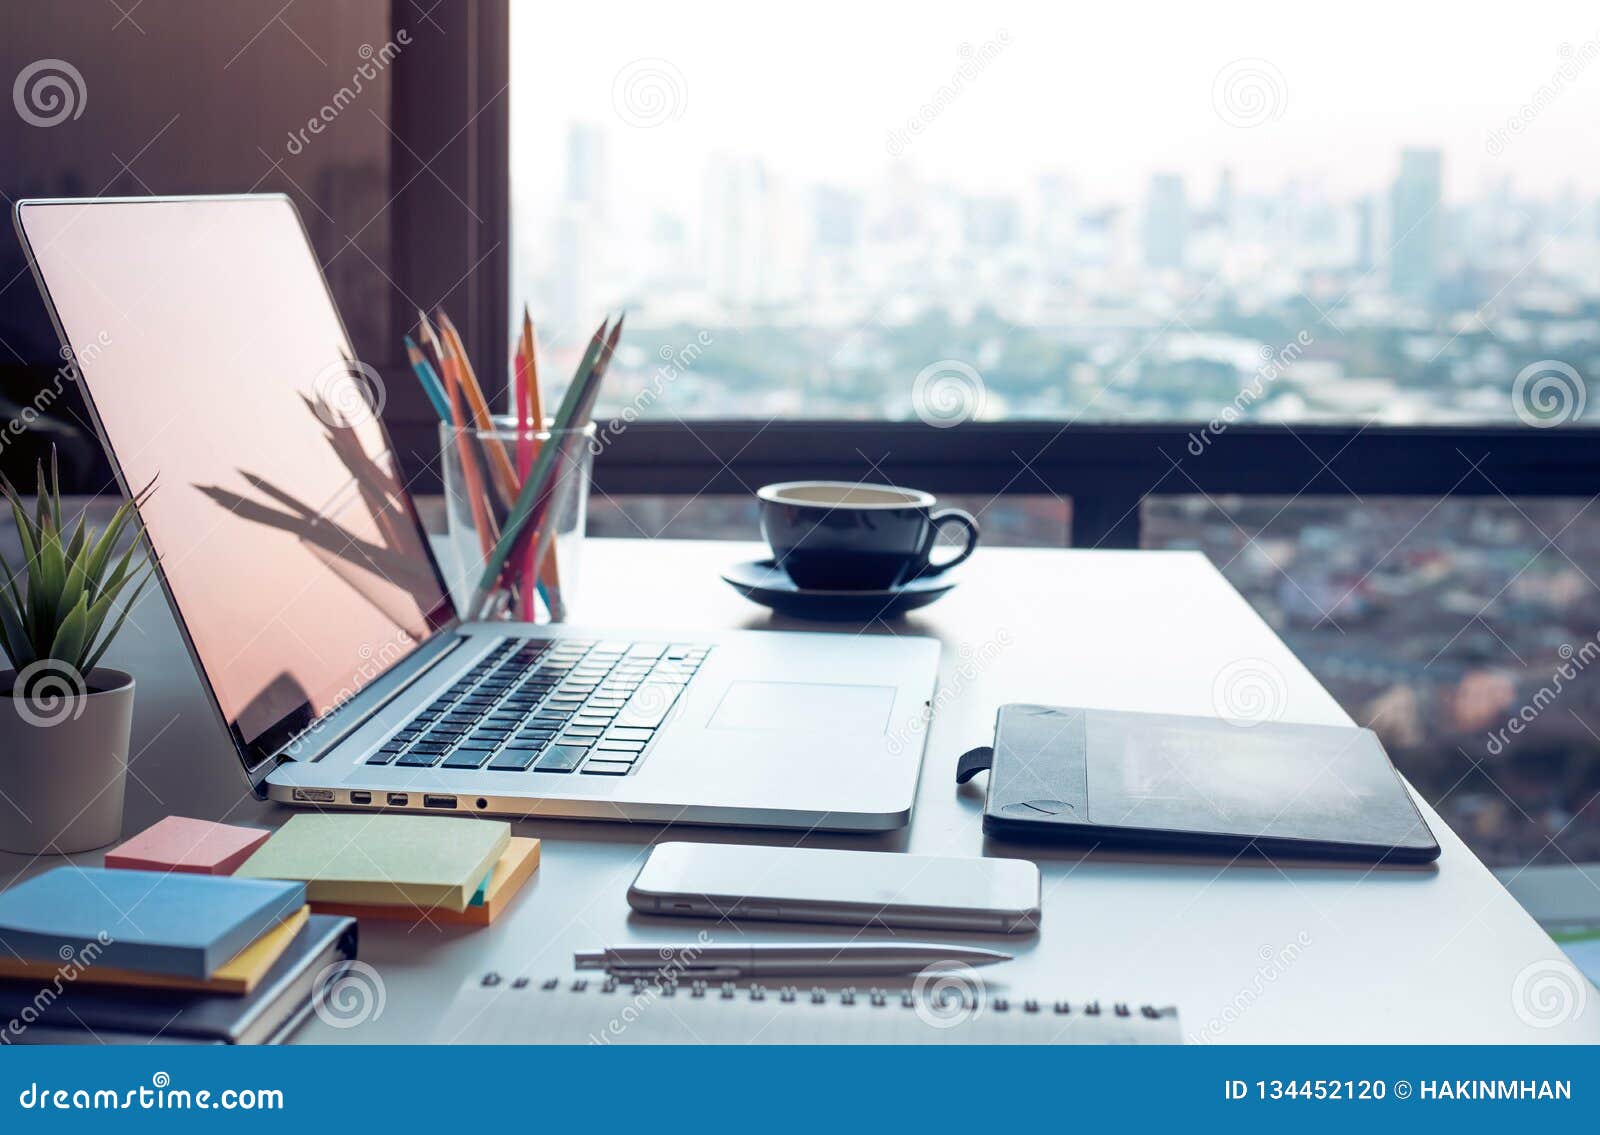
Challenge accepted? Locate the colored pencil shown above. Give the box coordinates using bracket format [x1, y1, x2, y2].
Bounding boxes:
[522, 305, 545, 426]
[404, 337, 452, 422]
[469, 317, 612, 616]
[436, 313, 520, 533]
[514, 325, 536, 619]
[436, 309, 521, 502]
[430, 313, 497, 561]
[519, 308, 565, 613]
[521, 316, 622, 620]
[415, 309, 450, 387]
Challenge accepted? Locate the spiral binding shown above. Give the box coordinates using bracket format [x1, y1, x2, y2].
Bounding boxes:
[476, 972, 1176, 1021]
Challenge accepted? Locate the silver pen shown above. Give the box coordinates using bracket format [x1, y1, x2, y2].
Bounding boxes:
[574, 942, 1011, 979]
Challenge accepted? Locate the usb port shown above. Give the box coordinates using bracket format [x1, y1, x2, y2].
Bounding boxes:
[349, 791, 372, 805]
[386, 792, 409, 807]
[423, 794, 457, 810]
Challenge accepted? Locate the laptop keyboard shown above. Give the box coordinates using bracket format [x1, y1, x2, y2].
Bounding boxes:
[365, 638, 710, 777]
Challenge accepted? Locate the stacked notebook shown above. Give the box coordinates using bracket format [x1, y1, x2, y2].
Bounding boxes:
[236, 814, 539, 926]
[0, 867, 356, 1044]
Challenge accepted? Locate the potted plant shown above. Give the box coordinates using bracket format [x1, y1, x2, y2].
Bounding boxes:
[0, 453, 154, 854]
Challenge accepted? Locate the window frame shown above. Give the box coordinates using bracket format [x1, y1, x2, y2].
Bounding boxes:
[584, 421, 1600, 547]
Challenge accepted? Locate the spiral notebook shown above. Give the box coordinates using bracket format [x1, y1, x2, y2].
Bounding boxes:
[435, 974, 1182, 1045]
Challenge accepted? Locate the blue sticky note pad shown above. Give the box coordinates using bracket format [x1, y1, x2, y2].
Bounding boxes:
[469, 868, 494, 907]
[0, 866, 305, 979]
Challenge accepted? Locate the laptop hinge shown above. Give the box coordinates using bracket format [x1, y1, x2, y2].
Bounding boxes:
[270, 631, 470, 767]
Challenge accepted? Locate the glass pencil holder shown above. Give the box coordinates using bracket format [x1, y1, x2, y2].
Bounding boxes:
[439, 416, 596, 624]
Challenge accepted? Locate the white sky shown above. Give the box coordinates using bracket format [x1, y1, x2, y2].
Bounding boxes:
[510, 0, 1600, 212]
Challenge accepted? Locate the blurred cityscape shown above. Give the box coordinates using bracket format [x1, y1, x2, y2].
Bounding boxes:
[1145, 497, 1600, 870]
[518, 122, 1600, 426]
[528, 123, 1600, 871]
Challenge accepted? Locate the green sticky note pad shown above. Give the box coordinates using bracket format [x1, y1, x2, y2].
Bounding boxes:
[237, 814, 510, 913]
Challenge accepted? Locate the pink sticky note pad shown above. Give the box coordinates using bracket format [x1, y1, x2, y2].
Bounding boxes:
[105, 816, 272, 876]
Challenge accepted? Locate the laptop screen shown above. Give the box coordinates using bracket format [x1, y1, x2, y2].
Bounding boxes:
[17, 196, 455, 769]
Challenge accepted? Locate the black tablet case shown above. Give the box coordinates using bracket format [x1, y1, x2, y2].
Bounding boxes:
[956, 704, 1439, 863]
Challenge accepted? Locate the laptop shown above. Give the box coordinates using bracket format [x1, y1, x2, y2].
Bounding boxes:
[15, 194, 939, 831]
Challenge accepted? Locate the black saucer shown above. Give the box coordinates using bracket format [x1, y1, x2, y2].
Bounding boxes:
[720, 559, 957, 621]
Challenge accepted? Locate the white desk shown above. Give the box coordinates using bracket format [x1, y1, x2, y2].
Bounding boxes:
[2, 538, 1592, 1043]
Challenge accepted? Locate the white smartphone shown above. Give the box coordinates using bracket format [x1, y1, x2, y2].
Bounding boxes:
[628, 842, 1041, 933]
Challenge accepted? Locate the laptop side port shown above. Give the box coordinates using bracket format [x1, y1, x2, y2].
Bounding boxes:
[292, 788, 335, 803]
[386, 792, 409, 807]
[349, 791, 372, 805]
[423, 794, 457, 810]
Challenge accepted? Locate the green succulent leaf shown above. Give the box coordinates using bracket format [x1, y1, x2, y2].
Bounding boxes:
[64, 511, 89, 568]
[82, 567, 153, 673]
[49, 592, 91, 671]
[48, 450, 63, 530]
[0, 536, 25, 614]
[0, 448, 152, 673]
[80, 496, 139, 599]
[0, 594, 32, 669]
[1, 477, 40, 576]
[80, 557, 146, 647]
[34, 459, 51, 539]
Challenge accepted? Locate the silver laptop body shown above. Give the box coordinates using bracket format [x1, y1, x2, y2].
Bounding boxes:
[16, 194, 937, 832]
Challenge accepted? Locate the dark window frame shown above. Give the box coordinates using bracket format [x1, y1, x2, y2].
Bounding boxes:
[585, 421, 1600, 548]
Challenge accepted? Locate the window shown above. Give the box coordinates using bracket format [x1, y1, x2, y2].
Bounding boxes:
[511, 2, 1600, 427]
[1144, 495, 1600, 868]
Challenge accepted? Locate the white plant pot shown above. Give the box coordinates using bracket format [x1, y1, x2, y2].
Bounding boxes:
[0, 668, 134, 855]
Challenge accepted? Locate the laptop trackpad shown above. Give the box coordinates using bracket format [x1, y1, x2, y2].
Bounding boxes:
[708, 681, 895, 733]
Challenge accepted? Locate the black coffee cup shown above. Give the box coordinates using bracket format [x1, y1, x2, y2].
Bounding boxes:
[757, 481, 980, 591]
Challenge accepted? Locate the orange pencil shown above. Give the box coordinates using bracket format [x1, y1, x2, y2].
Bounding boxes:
[428, 312, 496, 562]
[436, 309, 520, 501]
